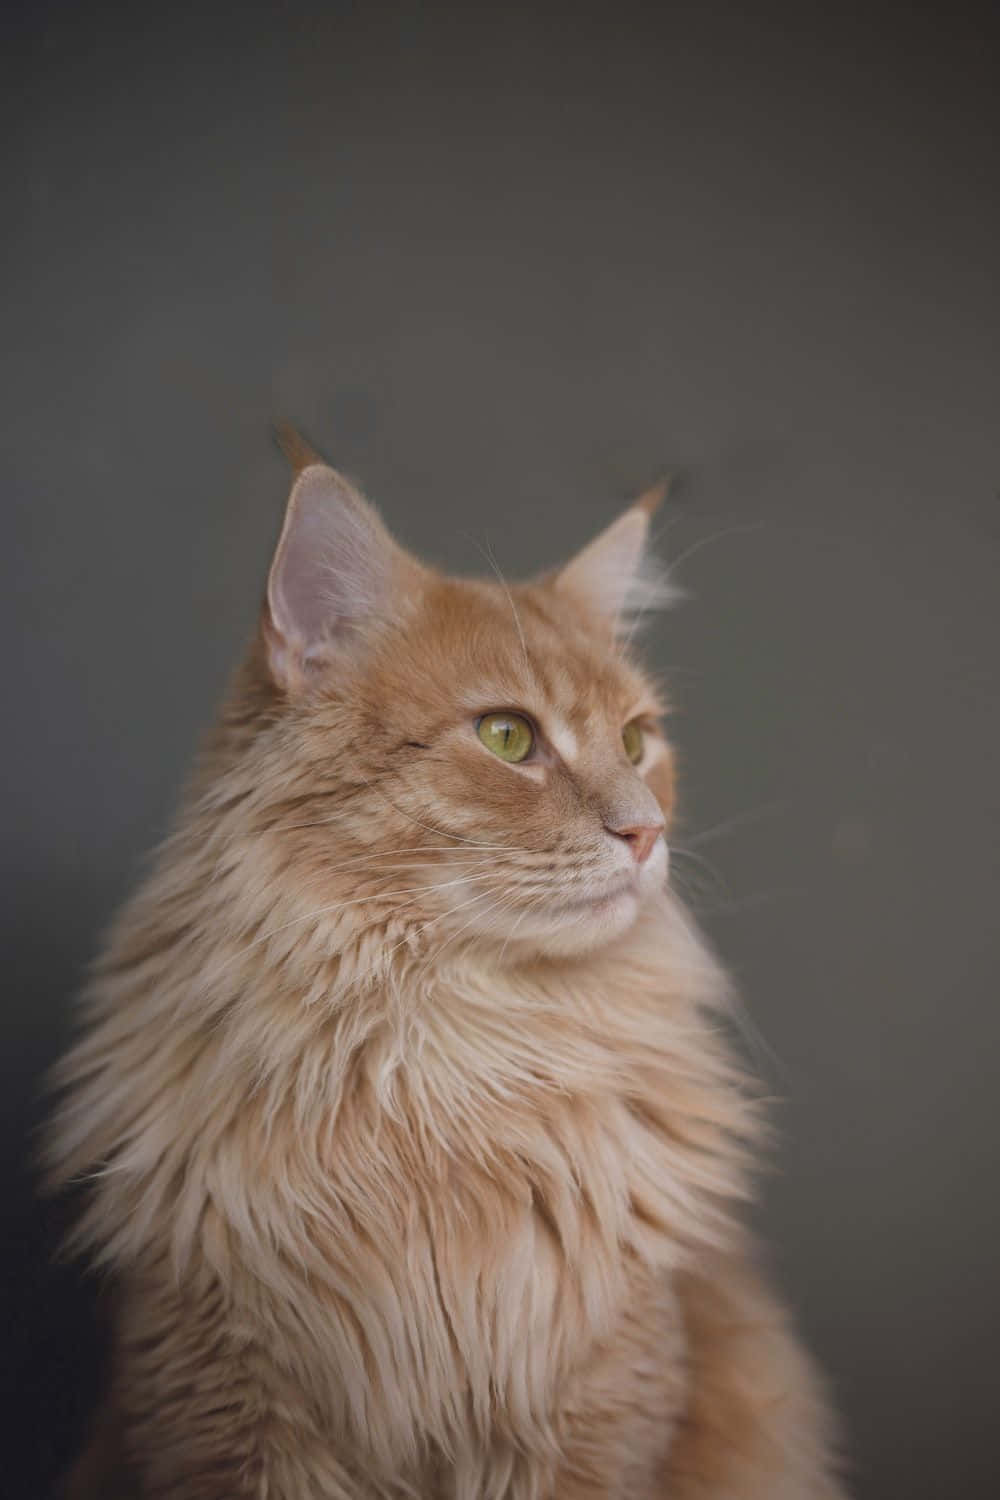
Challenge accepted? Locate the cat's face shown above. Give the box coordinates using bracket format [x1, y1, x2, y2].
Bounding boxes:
[255, 453, 676, 961]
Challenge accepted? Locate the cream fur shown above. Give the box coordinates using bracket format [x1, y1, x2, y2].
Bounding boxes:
[46, 463, 847, 1498]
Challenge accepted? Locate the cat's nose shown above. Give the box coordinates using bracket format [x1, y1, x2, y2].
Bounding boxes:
[605, 819, 665, 865]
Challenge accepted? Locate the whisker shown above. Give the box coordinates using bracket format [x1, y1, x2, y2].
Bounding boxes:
[555, 895, 599, 941]
[620, 519, 768, 654]
[669, 845, 729, 897]
[724, 998, 789, 1087]
[351, 886, 504, 991]
[207, 866, 500, 982]
[684, 799, 790, 850]
[416, 886, 523, 982]
[264, 803, 520, 845]
[668, 863, 725, 911]
[496, 901, 534, 965]
[469, 534, 530, 670]
[353, 770, 532, 851]
[666, 521, 767, 578]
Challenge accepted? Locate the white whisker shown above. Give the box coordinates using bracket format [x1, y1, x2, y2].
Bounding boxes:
[208, 867, 499, 983]
[350, 885, 505, 993]
[685, 800, 790, 850]
[496, 901, 534, 965]
[666, 520, 767, 578]
[416, 887, 522, 983]
[354, 770, 530, 851]
[470, 534, 530, 669]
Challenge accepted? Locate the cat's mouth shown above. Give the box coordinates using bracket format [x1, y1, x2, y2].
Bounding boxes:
[439, 842, 667, 958]
[550, 875, 639, 915]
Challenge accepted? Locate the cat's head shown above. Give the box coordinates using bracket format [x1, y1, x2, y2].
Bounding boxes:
[238, 442, 678, 964]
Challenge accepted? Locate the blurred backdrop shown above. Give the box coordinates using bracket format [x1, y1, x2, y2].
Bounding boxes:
[3, 2, 998, 1495]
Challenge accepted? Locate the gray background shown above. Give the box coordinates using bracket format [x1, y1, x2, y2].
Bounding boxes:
[3, 2, 998, 1495]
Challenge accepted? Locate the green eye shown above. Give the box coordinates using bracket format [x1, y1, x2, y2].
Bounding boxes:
[622, 719, 645, 764]
[477, 712, 534, 763]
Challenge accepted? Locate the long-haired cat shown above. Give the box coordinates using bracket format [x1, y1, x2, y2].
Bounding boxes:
[46, 435, 847, 1498]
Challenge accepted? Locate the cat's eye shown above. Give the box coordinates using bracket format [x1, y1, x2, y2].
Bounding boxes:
[477, 712, 534, 764]
[622, 719, 645, 765]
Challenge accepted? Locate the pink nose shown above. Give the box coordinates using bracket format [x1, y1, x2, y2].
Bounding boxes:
[606, 821, 664, 865]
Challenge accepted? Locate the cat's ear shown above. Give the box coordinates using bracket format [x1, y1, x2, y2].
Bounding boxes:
[264, 449, 411, 688]
[553, 480, 675, 632]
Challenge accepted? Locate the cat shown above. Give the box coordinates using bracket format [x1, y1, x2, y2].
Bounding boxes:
[45, 433, 847, 1499]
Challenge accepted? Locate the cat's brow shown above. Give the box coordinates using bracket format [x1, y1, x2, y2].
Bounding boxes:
[547, 718, 579, 764]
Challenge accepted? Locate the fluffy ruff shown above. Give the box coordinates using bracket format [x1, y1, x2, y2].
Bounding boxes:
[48, 829, 843, 1497]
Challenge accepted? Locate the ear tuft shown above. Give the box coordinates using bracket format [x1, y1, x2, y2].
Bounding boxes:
[265, 462, 405, 687]
[633, 472, 672, 520]
[619, 550, 682, 634]
[554, 481, 678, 633]
[272, 421, 325, 474]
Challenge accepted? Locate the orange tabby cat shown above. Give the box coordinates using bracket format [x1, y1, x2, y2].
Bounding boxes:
[46, 437, 847, 1498]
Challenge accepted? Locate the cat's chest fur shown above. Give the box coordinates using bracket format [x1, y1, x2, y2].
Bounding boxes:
[57, 893, 746, 1479]
[218, 925, 745, 1472]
